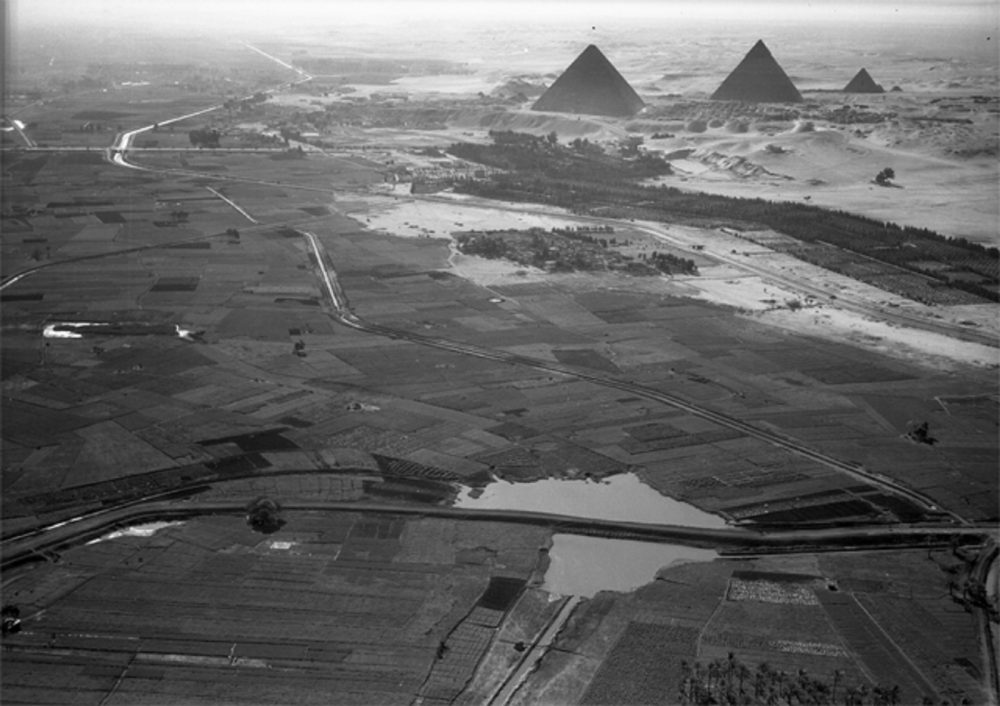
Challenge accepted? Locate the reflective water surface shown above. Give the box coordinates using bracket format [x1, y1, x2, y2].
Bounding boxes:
[543, 534, 719, 597]
[454, 472, 727, 529]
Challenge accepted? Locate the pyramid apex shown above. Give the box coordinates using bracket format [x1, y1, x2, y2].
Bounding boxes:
[748, 39, 772, 58]
[844, 67, 884, 93]
[579, 44, 607, 60]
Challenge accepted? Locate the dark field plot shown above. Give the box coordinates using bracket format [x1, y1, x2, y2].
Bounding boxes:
[746, 499, 880, 525]
[477, 576, 526, 612]
[149, 276, 200, 292]
[198, 429, 299, 453]
[94, 211, 127, 224]
[553, 348, 620, 372]
[71, 110, 134, 120]
[582, 622, 699, 705]
[804, 363, 915, 385]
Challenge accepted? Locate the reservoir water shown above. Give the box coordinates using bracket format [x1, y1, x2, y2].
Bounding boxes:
[453, 472, 727, 529]
[543, 534, 719, 597]
[454, 472, 725, 596]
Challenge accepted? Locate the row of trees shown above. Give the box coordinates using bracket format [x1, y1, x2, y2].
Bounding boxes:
[678, 655, 907, 706]
[447, 130, 672, 185]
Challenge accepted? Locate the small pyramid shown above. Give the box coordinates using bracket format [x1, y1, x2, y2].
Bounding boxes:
[844, 68, 885, 93]
[532, 45, 645, 117]
[711, 40, 802, 103]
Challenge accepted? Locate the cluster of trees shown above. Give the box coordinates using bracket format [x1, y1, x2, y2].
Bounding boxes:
[223, 91, 269, 113]
[188, 127, 221, 148]
[646, 250, 699, 275]
[454, 228, 694, 277]
[456, 229, 616, 272]
[678, 655, 905, 706]
[447, 130, 672, 184]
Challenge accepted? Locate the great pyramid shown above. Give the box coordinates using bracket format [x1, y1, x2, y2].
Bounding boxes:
[711, 40, 802, 103]
[844, 68, 885, 93]
[532, 45, 645, 117]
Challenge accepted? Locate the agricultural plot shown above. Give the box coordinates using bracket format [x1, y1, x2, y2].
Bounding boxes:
[513, 551, 982, 705]
[0, 513, 548, 705]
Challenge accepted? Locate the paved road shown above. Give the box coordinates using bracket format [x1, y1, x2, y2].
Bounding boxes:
[109, 105, 221, 169]
[3, 494, 993, 572]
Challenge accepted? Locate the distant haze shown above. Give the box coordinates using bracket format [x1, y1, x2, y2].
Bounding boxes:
[12, 0, 998, 37]
[9, 1, 998, 70]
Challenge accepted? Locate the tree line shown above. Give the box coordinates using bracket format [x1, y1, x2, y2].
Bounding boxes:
[445, 136, 998, 303]
[678, 654, 917, 706]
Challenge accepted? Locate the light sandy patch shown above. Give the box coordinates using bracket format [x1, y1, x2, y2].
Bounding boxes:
[753, 305, 999, 371]
[633, 220, 999, 338]
[390, 74, 499, 95]
[668, 268, 808, 311]
[362, 193, 586, 238]
[448, 251, 549, 288]
[649, 127, 999, 244]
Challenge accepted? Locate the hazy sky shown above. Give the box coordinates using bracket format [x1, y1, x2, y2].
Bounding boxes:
[12, 0, 998, 29]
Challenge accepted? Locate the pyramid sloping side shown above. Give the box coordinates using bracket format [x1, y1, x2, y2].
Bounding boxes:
[711, 41, 802, 103]
[844, 68, 884, 93]
[532, 45, 645, 117]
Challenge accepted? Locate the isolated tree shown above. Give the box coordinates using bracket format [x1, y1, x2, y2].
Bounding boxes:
[246, 497, 284, 534]
[907, 420, 936, 445]
[546, 130, 558, 145]
[875, 167, 895, 186]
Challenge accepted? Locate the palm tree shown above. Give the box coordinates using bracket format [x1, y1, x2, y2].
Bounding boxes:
[737, 663, 751, 699]
[858, 684, 870, 706]
[680, 660, 693, 704]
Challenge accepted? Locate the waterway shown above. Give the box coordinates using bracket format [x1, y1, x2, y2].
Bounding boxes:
[453, 472, 727, 529]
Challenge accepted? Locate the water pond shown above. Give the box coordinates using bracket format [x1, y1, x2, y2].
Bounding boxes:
[543, 534, 719, 597]
[453, 472, 727, 529]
